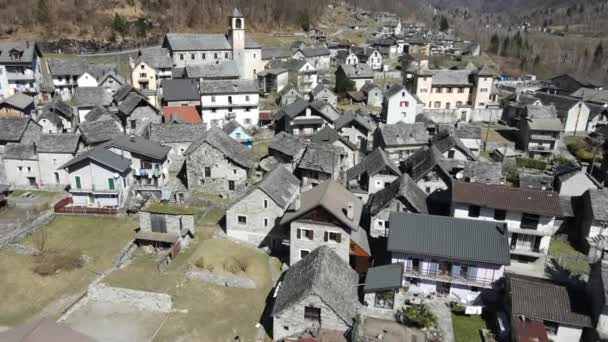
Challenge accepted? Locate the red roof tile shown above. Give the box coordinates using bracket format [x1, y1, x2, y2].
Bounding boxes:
[162, 106, 201, 124]
[452, 182, 562, 217]
[514, 319, 549, 342]
[259, 111, 273, 121]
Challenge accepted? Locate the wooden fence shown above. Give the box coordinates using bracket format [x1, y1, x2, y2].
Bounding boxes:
[54, 197, 119, 216]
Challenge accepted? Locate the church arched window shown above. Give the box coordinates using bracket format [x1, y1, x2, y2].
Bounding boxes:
[235, 18, 242, 29]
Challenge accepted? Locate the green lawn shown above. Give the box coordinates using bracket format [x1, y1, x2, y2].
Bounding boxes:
[0, 216, 136, 325]
[548, 239, 590, 274]
[452, 311, 487, 342]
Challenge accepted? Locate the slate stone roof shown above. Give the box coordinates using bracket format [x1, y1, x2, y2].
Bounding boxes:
[252, 165, 299, 208]
[0, 117, 32, 142]
[79, 120, 124, 145]
[73, 87, 113, 107]
[267, 59, 309, 72]
[200, 79, 258, 95]
[452, 181, 562, 217]
[431, 70, 473, 86]
[0, 93, 34, 110]
[378, 122, 428, 147]
[508, 275, 592, 328]
[454, 125, 481, 140]
[0, 41, 38, 64]
[388, 212, 511, 265]
[518, 170, 554, 191]
[113, 84, 135, 102]
[525, 104, 557, 119]
[527, 117, 563, 131]
[185, 127, 256, 169]
[400, 146, 451, 182]
[232, 8, 243, 17]
[571, 87, 608, 104]
[161, 79, 200, 102]
[339, 64, 374, 79]
[360, 82, 381, 95]
[117, 92, 156, 116]
[84, 106, 119, 123]
[431, 131, 478, 161]
[47, 58, 88, 76]
[261, 47, 292, 60]
[275, 98, 310, 120]
[60, 146, 131, 173]
[588, 189, 608, 221]
[310, 84, 333, 97]
[335, 110, 377, 133]
[297, 47, 331, 57]
[149, 123, 206, 144]
[364, 263, 404, 293]
[310, 126, 357, 151]
[106, 135, 171, 160]
[272, 246, 359, 325]
[3, 143, 37, 160]
[164, 33, 232, 51]
[346, 148, 401, 181]
[185, 61, 240, 79]
[462, 161, 504, 184]
[221, 120, 246, 136]
[269, 132, 306, 158]
[37, 134, 80, 154]
[351, 46, 378, 59]
[297, 143, 344, 174]
[41, 97, 73, 120]
[281, 179, 363, 232]
[367, 174, 428, 215]
[135, 47, 173, 69]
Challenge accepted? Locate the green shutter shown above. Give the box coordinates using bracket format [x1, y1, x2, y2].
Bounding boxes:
[75, 176, 81, 190]
[108, 178, 115, 190]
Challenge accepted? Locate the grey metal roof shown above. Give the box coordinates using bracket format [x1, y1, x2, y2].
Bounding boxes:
[367, 174, 428, 215]
[78, 120, 124, 145]
[3, 143, 37, 160]
[37, 134, 80, 154]
[253, 165, 300, 208]
[272, 246, 359, 324]
[47, 58, 88, 76]
[339, 64, 374, 79]
[388, 212, 511, 265]
[0, 93, 34, 110]
[0, 117, 32, 142]
[185, 127, 256, 169]
[106, 135, 170, 160]
[335, 110, 377, 133]
[0, 41, 38, 64]
[185, 61, 240, 79]
[73, 87, 113, 108]
[149, 123, 206, 144]
[588, 189, 608, 221]
[164, 33, 231, 51]
[200, 79, 258, 95]
[269, 132, 307, 158]
[508, 275, 592, 328]
[60, 146, 131, 173]
[378, 122, 429, 147]
[161, 79, 200, 102]
[346, 148, 401, 181]
[280, 179, 363, 232]
[261, 47, 292, 60]
[364, 263, 404, 293]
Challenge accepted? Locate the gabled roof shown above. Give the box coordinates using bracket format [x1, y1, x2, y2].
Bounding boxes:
[508, 275, 592, 328]
[222, 120, 248, 136]
[367, 174, 428, 215]
[360, 82, 381, 95]
[268, 132, 307, 158]
[400, 146, 451, 182]
[525, 104, 557, 119]
[250, 165, 299, 208]
[47, 58, 89, 76]
[149, 123, 207, 144]
[335, 110, 377, 133]
[297, 47, 330, 57]
[378, 122, 428, 147]
[275, 98, 310, 120]
[184, 127, 256, 169]
[384, 84, 407, 98]
[232, 8, 243, 17]
[199, 79, 258, 95]
[431, 131, 478, 161]
[310, 126, 358, 151]
[0, 117, 33, 142]
[60, 146, 131, 173]
[452, 181, 562, 217]
[571, 87, 608, 104]
[117, 92, 157, 116]
[0, 41, 39, 64]
[280, 179, 363, 232]
[462, 161, 504, 184]
[388, 212, 510, 265]
[37, 134, 80, 154]
[185, 60, 240, 79]
[135, 47, 173, 69]
[84, 106, 120, 123]
[164, 33, 232, 51]
[161, 79, 200, 102]
[527, 117, 563, 131]
[78, 120, 124, 145]
[162, 106, 201, 124]
[261, 47, 293, 60]
[41, 96, 73, 120]
[99, 70, 126, 87]
[73, 87, 112, 108]
[0, 92, 34, 110]
[297, 143, 344, 174]
[3, 143, 37, 160]
[272, 246, 359, 324]
[310, 83, 335, 97]
[113, 84, 135, 102]
[338, 64, 374, 79]
[346, 148, 401, 181]
[106, 135, 170, 160]
[267, 59, 310, 72]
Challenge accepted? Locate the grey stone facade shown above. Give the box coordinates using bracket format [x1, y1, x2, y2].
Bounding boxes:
[186, 142, 250, 197]
[289, 221, 351, 265]
[139, 211, 195, 236]
[273, 294, 350, 341]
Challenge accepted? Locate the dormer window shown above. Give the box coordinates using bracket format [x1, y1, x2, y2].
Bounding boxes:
[9, 49, 22, 60]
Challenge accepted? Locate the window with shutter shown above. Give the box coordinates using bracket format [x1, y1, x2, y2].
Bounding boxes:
[297, 229, 301, 239]
[324, 231, 328, 242]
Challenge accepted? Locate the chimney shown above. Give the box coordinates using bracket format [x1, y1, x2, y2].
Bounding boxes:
[345, 202, 355, 220]
[293, 194, 301, 211]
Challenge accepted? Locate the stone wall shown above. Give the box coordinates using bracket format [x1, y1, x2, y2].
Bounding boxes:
[289, 221, 350, 266]
[139, 211, 195, 235]
[0, 209, 55, 248]
[87, 284, 173, 313]
[273, 294, 350, 341]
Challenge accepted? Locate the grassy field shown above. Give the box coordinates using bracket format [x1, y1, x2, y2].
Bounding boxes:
[452, 311, 487, 342]
[548, 239, 590, 274]
[0, 216, 136, 325]
[104, 238, 274, 341]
